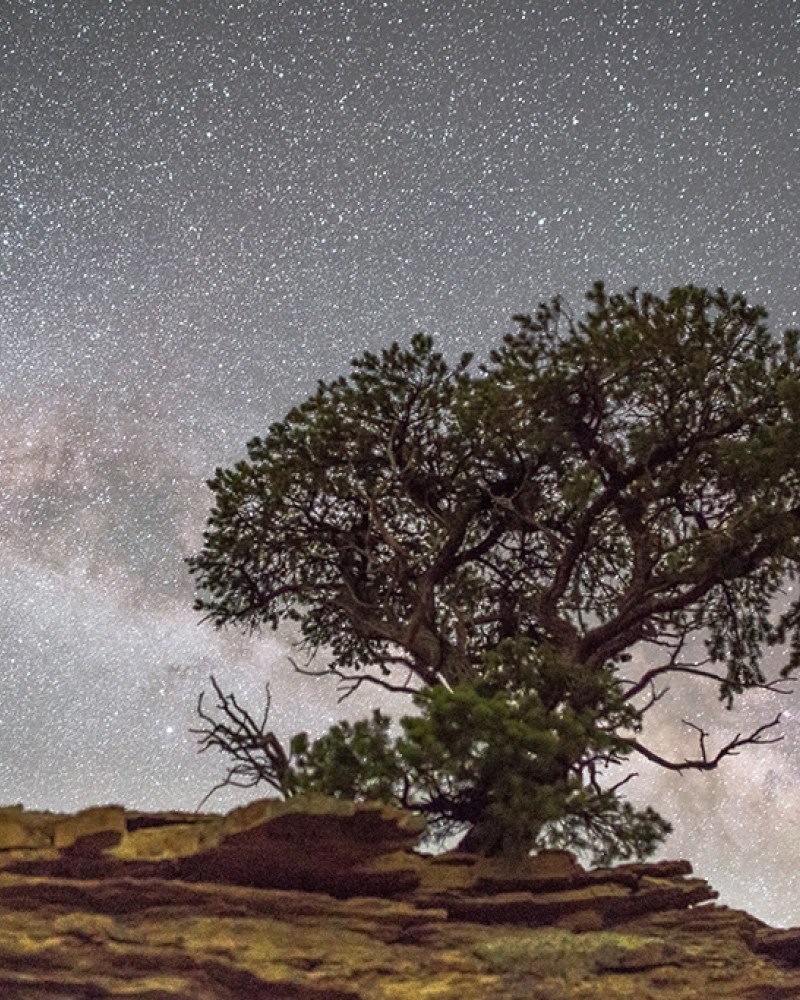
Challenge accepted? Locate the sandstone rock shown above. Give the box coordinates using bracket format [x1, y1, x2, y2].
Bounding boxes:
[591, 935, 679, 971]
[0, 814, 44, 850]
[52, 911, 117, 941]
[431, 884, 630, 926]
[115, 820, 217, 860]
[0, 797, 797, 998]
[52, 805, 126, 850]
[753, 926, 800, 966]
[175, 795, 426, 896]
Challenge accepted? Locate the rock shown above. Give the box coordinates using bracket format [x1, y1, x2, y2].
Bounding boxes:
[754, 927, 800, 966]
[0, 796, 797, 997]
[115, 820, 216, 860]
[440, 885, 625, 925]
[591, 936, 679, 971]
[413, 858, 717, 928]
[174, 795, 426, 896]
[610, 858, 694, 878]
[0, 814, 43, 850]
[52, 805, 126, 849]
[52, 911, 117, 941]
[431, 884, 668, 927]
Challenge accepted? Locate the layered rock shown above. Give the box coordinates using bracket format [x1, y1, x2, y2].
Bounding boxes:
[0, 796, 796, 998]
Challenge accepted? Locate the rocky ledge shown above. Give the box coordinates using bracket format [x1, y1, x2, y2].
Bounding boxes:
[0, 795, 797, 998]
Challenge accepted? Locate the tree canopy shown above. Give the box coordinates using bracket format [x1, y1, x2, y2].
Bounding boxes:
[190, 283, 800, 861]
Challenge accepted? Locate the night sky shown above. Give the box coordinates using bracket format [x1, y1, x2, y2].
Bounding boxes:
[1, 0, 798, 925]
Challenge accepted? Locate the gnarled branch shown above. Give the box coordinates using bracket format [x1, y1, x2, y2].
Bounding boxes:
[626, 713, 783, 773]
[191, 675, 293, 810]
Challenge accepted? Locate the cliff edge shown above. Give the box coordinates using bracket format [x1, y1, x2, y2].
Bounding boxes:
[0, 795, 797, 998]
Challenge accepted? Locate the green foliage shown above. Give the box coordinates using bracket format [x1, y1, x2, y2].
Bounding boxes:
[283, 654, 670, 862]
[288, 711, 404, 803]
[191, 283, 800, 863]
[541, 793, 671, 868]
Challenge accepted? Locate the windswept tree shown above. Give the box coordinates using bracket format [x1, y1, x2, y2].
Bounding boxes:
[190, 283, 800, 862]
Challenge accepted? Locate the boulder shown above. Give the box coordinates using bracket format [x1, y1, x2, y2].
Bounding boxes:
[753, 927, 800, 967]
[52, 805, 126, 850]
[177, 795, 426, 896]
[0, 814, 43, 850]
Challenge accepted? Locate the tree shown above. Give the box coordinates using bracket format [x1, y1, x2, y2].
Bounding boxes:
[189, 283, 800, 861]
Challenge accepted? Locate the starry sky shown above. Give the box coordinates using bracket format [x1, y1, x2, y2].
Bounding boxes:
[1, 0, 798, 924]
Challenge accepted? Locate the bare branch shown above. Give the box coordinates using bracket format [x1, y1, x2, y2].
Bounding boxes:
[287, 654, 419, 701]
[605, 771, 638, 795]
[623, 663, 728, 701]
[634, 680, 669, 714]
[626, 713, 784, 773]
[191, 675, 293, 809]
[623, 663, 793, 703]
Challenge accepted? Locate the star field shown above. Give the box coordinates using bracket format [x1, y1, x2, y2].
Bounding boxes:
[0, 0, 798, 924]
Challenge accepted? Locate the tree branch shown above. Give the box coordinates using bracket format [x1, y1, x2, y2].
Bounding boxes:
[626, 713, 783, 772]
[623, 662, 793, 703]
[288, 654, 419, 701]
[191, 675, 294, 808]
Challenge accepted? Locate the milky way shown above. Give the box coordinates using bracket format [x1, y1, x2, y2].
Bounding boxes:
[1, 0, 798, 925]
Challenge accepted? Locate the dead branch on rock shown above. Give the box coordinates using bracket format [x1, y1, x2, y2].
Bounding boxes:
[191, 675, 294, 810]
